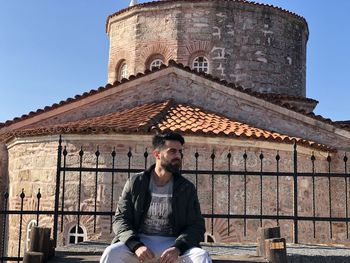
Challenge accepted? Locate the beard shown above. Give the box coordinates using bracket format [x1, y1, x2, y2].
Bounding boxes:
[160, 156, 182, 175]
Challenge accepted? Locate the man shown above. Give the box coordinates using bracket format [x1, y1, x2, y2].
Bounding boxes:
[100, 132, 211, 263]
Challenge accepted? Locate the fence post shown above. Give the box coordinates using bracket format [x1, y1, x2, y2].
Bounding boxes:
[53, 135, 62, 248]
[1, 192, 9, 262]
[293, 141, 298, 244]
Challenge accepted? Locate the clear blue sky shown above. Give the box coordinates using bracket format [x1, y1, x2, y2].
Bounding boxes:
[0, 0, 349, 123]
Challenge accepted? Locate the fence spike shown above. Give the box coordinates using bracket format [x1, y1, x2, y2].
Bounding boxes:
[79, 147, 84, 157]
[195, 151, 199, 159]
[243, 150, 247, 160]
[210, 150, 215, 160]
[37, 189, 42, 199]
[95, 146, 100, 157]
[20, 189, 25, 199]
[111, 148, 116, 157]
[259, 151, 264, 160]
[127, 148, 132, 158]
[63, 146, 68, 156]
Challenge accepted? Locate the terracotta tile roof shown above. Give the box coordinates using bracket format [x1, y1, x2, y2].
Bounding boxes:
[0, 60, 348, 133]
[2, 100, 334, 152]
[106, 0, 307, 32]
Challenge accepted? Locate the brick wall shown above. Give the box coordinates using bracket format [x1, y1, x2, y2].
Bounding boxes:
[107, 1, 308, 96]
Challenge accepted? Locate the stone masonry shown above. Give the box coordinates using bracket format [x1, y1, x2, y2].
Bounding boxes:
[107, 0, 308, 96]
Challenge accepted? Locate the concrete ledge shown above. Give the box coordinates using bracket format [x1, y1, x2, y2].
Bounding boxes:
[49, 241, 350, 263]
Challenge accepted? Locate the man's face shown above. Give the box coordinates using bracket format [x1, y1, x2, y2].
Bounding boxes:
[156, 140, 183, 174]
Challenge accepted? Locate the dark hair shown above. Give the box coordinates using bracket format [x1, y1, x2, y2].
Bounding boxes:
[152, 131, 185, 150]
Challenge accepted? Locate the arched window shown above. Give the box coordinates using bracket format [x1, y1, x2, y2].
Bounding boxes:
[118, 62, 128, 81]
[149, 59, 164, 70]
[26, 220, 37, 251]
[68, 225, 86, 244]
[192, 56, 209, 73]
[204, 232, 216, 243]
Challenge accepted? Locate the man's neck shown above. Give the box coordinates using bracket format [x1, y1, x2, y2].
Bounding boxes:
[153, 165, 172, 186]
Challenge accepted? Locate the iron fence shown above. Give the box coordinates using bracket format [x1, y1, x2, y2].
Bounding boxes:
[0, 137, 349, 262]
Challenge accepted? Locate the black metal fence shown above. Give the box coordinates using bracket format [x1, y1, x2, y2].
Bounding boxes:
[0, 137, 349, 262]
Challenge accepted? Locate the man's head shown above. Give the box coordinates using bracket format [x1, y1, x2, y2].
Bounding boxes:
[152, 132, 185, 175]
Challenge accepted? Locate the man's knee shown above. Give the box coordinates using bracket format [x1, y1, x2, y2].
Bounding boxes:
[181, 247, 211, 263]
[100, 242, 134, 263]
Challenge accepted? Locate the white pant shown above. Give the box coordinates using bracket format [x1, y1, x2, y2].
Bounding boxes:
[100, 235, 212, 263]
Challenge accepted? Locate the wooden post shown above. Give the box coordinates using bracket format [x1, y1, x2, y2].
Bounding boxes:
[23, 251, 44, 263]
[256, 226, 281, 256]
[29, 226, 52, 260]
[265, 238, 287, 263]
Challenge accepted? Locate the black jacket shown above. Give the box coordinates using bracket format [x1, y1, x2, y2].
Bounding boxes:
[112, 164, 205, 255]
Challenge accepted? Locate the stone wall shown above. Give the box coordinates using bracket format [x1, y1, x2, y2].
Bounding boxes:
[107, 0, 308, 96]
[3, 135, 349, 257]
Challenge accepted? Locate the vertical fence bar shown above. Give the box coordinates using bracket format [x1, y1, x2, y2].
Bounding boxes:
[36, 189, 41, 226]
[53, 135, 62, 247]
[127, 148, 132, 179]
[227, 151, 232, 236]
[195, 151, 199, 191]
[1, 192, 9, 263]
[210, 151, 215, 236]
[293, 141, 299, 244]
[18, 189, 25, 263]
[259, 152, 264, 227]
[110, 148, 116, 233]
[327, 154, 333, 239]
[243, 151, 247, 236]
[276, 151, 280, 225]
[60, 146, 67, 232]
[77, 147, 84, 229]
[344, 153, 349, 239]
[311, 153, 316, 238]
[94, 147, 100, 233]
[144, 149, 148, 170]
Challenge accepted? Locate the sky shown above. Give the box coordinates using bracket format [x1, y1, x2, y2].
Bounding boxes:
[0, 0, 349, 123]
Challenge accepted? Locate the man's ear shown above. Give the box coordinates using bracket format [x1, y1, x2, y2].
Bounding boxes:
[152, 149, 160, 159]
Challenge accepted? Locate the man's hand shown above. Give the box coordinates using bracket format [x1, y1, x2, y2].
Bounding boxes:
[159, 247, 180, 263]
[135, 246, 155, 262]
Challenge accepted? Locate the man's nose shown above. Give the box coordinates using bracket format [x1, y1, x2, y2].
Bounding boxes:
[175, 151, 182, 159]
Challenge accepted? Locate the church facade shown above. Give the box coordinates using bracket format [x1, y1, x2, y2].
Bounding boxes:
[1, 0, 350, 258]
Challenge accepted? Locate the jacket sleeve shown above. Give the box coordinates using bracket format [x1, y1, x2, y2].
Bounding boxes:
[173, 184, 205, 255]
[112, 178, 145, 253]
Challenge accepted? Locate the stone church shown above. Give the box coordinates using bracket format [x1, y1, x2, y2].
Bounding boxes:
[1, 0, 350, 257]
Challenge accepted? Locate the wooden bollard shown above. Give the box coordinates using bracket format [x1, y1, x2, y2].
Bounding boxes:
[265, 238, 287, 263]
[29, 226, 51, 260]
[256, 226, 281, 256]
[23, 251, 44, 263]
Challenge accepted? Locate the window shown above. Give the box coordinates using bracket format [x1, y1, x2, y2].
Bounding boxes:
[68, 225, 86, 244]
[192, 56, 209, 73]
[149, 59, 164, 70]
[118, 62, 128, 81]
[26, 220, 37, 251]
[204, 232, 216, 243]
